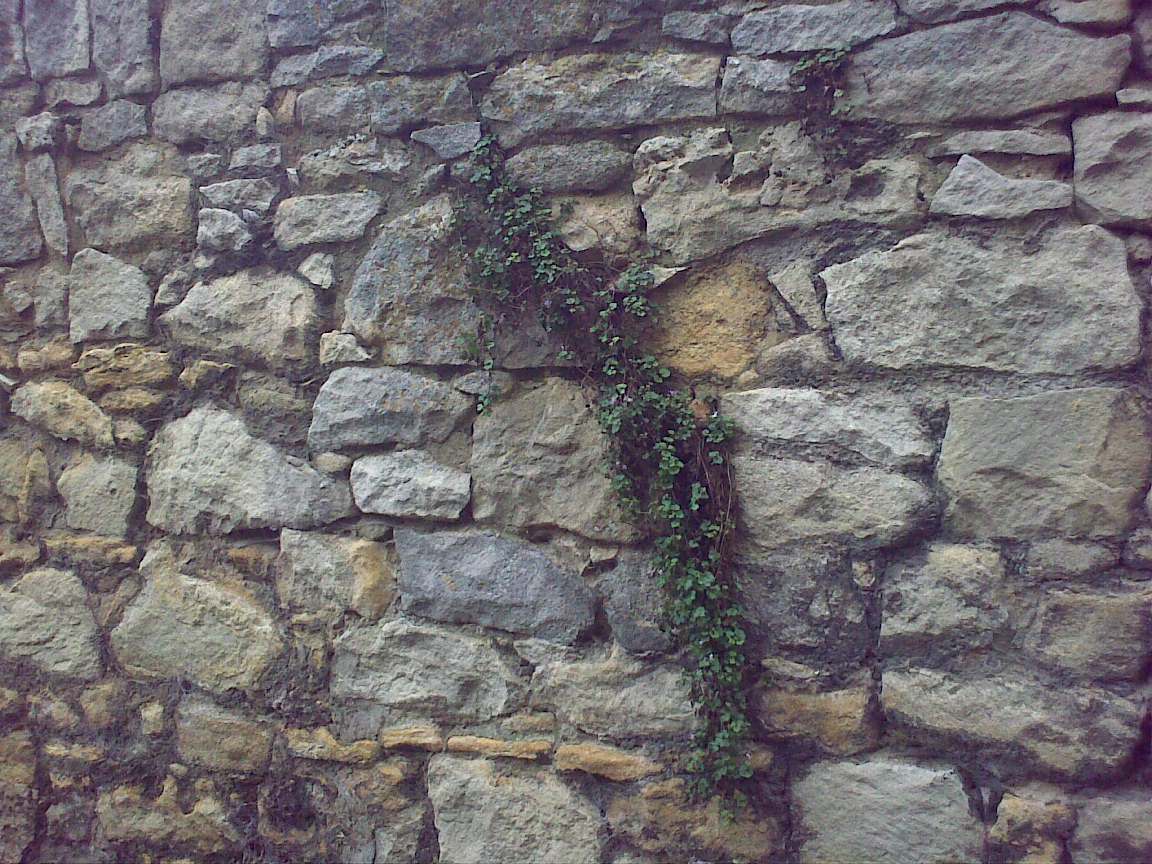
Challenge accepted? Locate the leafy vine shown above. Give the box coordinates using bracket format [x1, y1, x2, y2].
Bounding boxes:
[454, 136, 755, 804]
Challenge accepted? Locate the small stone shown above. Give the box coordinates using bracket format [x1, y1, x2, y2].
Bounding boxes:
[733, 0, 898, 54]
[1048, 0, 1131, 24]
[427, 756, 601, 864]
[988, 787, 1076, 864]
[10, 382, 114, 448]
[17, 340, 75, 374]
[95, 775, 240, 855]
[299, 136, 414, 188]
[15, 113, 60, 152]
[0, 568, 101, 680]
[24, 154, 68, 257]
[719, 57, 796, 116]
[111, 543, 284, 692]
[285, 727, 380, 764]
[0, 731, 36, 863]
[1116, 84, 1152, 108]
[757, 678, 877, 756]
[318, 331, 370, 365]
[1073, 112, 1152, 227]
[57, 455, 137, 537]
[1024, 588, 1152, 681]
[595, 552, 670, 655]
[352, 453, 470, 520]
[176, 697, 275, 773]
[152, 82, 269, 145]
[139, 702, 166, 737]
[930, 155, 1072, 219]
[160, 269, 316, 366]
[80, 679, 130, 730]
[0, 136, 42, 265]
[297, 75, 472, 135]
[1022, 539, 1118, 582]
[196, 208, 252, 252]
[42, 532, 137, 565]
[270, 45, 383, 87]
[378, 724, 444, 751]
[277, 529, 395, 621]
[505, 141, 632, 193]
[273, 192, 383, 251]
[308, 366, 472, 452]
[73, 344, 173, 393]
[555, 743, 661, 781]
[160, 0, 268, 87]
[0, 0, 26, 83]
[445, 736, 552, 760]
[229, 143, 281, 171]
[42, 77, 102, 108]
[928, 128, 1072, 157]
[78, 100, 147, 152]
[662, 11, 732, 44]
[199, 177, 279, 215]
[411, 122, 482, 159]
[298, 252, 334, 288]
[68, 248, 152, 343]
[1070, 791, 1152, 864]
[267, 0, 333, 48]
[396, 529, 595, 643]
[793, 756, 983, 864]
[23, 0, 90, 80]
[92, 0, 157, 97]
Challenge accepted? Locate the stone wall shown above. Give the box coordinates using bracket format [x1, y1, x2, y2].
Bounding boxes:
[0, 0, 1150, 861]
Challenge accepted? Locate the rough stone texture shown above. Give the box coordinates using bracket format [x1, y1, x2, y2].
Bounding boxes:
[505, 141, 632, 193]
[842, 13, 1129, 123]
[273, 192, 383, 251]
[758, 678, 877, 756]
[176, 697, 275, 773]
[146, 407, 354, 533]
[24, 0, 90, 80]
[930, 155, 1072, 219]
[24, 153, 68, 257]
[92, 0, 157, 96]
[278, 529, 395, 621]
[153, 82, 269, 145]
[308, 366, 472, 452]
[112, 544, 283, 692]
[331, 619, 520, 725]
[822, 227, 1141, 373]
[197, 208, 252, 251]
[0, 0, 26, 83]
[793, 756, 983, 864]
[662, 10, 732, 44]
[1070, 792, 1152, 864]
[396, 528, 595, 643]
[900, 0, 1030, 22]
[723, 387, 933, 467]
[595, 552, 670, 655]
[352, 453, 470, 520]
[938, 389, 1150, 539]
[719, 57, 795, 116]
[411, 122, 482, 159]
[78, 100, 148, 152]
[930, 128, 1072, 157]
[271, 46, 383, 87]
[481, 52, 720, 146]
[0, 731, 36, 864]
[58, 455, 137, 537]
[0, 136, 43, 265]
[199, 177, 278, 214]
[160, 270, 316, 366]
[69, 248, 152, 343]
[160, 0, 268, 86]
[427, 756, 601, 864]
[883, 668, 1146, 780]
[1072, 112, 1152, 227]
[95, 775, 240, 855]
[10, 382, 114, 448]
[1024, 588, 1152, 681]
[343, 195, 482, 364]
[0, 568, 102, 680]
[297, 75, 472, 135]
[731, 0, 900, 55]
[471, 379, 632, 543]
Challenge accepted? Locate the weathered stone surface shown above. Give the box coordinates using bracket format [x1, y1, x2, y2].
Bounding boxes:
[92, 0, 157, 96]
[734, 454, 932, 551]
[635, 126, 920, 263]
[274, 192, 382, 251]
[308, 366, 472, 452]
[1024, 539, 1118, 583]
[267, 0, 331, 48]
[146, 407, 353, 533]
[899, 0, 1030, 22]
[732, 0, 899, 55]
[78, 99, 148, 152]
[396, 529, 594, 643]
[42, 77, 100, 109]
[930, 155, 1072, 219]
[0, 136, 43, 265]
[24, 0, 89, 80]
[278, 529, 395, 620]
[75, 343, 175, 391]
[1048, 0, 1131, 24]
[821, 227, 1140, 373]
[319, 331, 370, 365]
[160, 0, 268, 86]
[297, 75, 472, 135]
[411, 122, 482, 159]
[112, 544, 284, 691]
[723, 388, 933, 467]
[525, 644, 693, 737]
[929, 128, 1072, 157]
[0, 436, 52, 524]
[555, 743, 660, 781]
[0, 568, 101, 680]
[10, 382, 114, 448]
[428, 756, 600, 864]
[595, 552, 670, 654]
[352, 453, 470, 520]
[663, 10, 733, 44]
[161, 269, 316, 366]
[343, 195, 481, 363]
[445, 735, 550, 760]
[883, 667, 1145, 779]
[0, 0, 26, 83]
[758, 676, 877, 756]
[199, 177, 278, 214]
[376, 0, 599, 72]
[481, 52, 720, 146]
[331, 619, 520, 724]
[96, 775, 241, 855]
[299, 137, 413, 188]
[472, 378, 632, 543]
[197, 207, 251, 251]
[719, 57, 796, 115]
[988, 786, 1076, 864]
[1070, 791, 1152, 864]
[58, 455, 137, 537]
[841, 13, 1129, 123]
[153, 82, 268, 145]
[24, 153, 68, 257]
[285, 727, 380, 764]
[271, 45, 383, 87]
[1024, 588, 1152, 681]
[793, 756, 983, 864]
[938, 389, 1150, 539]
[177, 697, 275, 773]
[1073, 112, 1152, 227]
[229, 143, 281, 171]
[506, 141, 631, 193]
[65, 143, 193, 250]
[880, 544, 1008, 659]
[0, 731, 36, 864]
[69, 248, 152, 343]
[15, 112, 59, 151]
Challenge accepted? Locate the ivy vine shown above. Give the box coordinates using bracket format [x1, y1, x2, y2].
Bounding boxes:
[454, 136, 755, 804]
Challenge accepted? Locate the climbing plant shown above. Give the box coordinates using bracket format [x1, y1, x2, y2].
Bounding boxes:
[454, 136, 755, 804]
